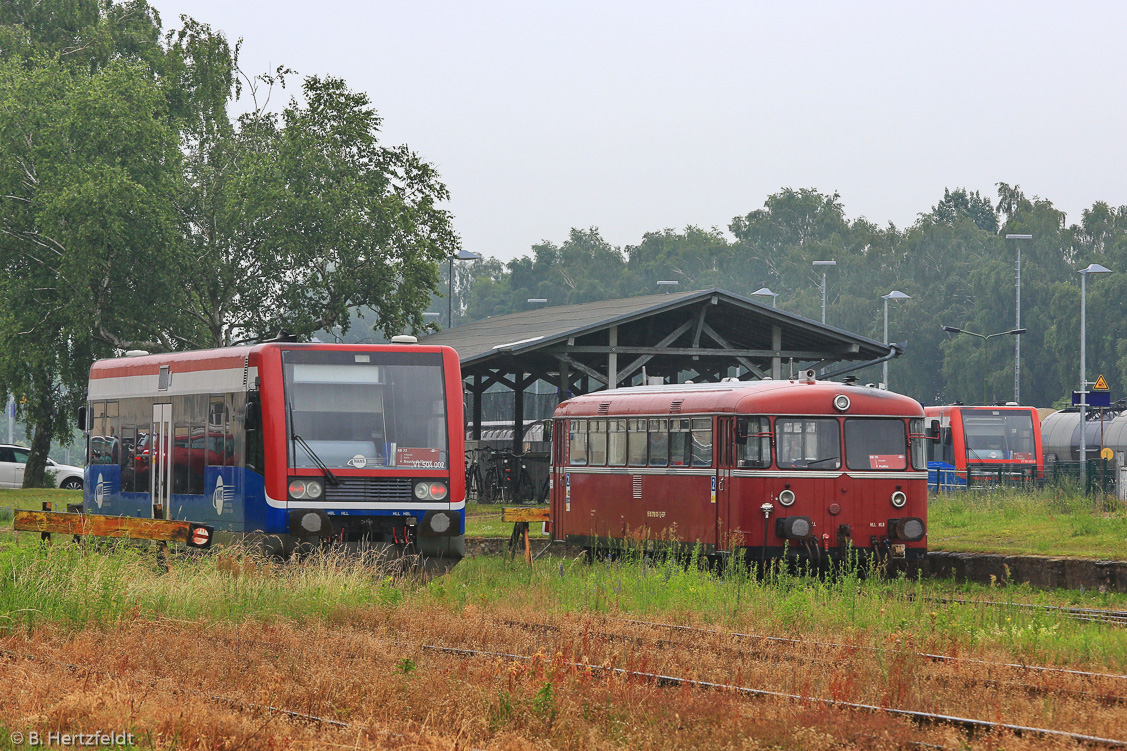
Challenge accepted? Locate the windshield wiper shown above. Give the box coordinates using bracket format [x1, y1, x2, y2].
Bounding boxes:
[293, 433, 341, 486]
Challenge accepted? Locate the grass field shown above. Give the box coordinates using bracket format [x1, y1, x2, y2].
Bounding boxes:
[1, 488, 1126, 747]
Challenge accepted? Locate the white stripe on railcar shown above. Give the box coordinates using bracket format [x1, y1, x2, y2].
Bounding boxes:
[88, 367, 254, 399]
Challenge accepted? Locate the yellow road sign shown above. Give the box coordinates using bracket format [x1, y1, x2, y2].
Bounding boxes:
[1094, 374, 1110, 391]
[1101, 447, 1114, 461]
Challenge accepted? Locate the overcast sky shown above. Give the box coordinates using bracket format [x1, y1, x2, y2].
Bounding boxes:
[146, 0, 1127, 261]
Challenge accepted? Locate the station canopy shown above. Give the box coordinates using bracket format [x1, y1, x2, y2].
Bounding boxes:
[419, 288, 897, 446]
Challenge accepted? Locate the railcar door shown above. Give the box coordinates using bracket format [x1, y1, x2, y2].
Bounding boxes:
[151, 403, 172, 519]
[715, 417, 734, 552]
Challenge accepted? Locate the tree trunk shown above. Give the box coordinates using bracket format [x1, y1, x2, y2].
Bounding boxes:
[22, 404, 55, 489]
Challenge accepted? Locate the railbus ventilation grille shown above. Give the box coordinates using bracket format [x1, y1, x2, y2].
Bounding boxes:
[323, 478, 414, 503]
[632, 475, 642, 499]
[669, 400, 683, 413]
[598, 402, 610, 415]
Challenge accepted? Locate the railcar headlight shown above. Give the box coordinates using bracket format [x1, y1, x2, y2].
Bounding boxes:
[890, 490, 907, 508]
[429, 482, 448, 500]
[305, 480, 323, 499]
[890, 517, 925, 542]
[414, 482, 430, 499]
[778, 489, 796, 507]
[775, 515, 814, 541]
[833, 394, 851, 412]
[288, 479, 308, 499]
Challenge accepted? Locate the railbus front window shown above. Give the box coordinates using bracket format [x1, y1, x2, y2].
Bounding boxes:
[961, 410, 1036, 462]
[282, 350, 448, 469]
[776, 418, 841, 469]
[844, 419, 907, 470]
[737, 417, 772, 468]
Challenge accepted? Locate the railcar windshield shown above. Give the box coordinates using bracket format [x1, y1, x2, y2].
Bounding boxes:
[776, 418, 841, 469]
[844, 418, 907, 470]
[282, 350, 448, 470]
[961, 410, 1036, 462]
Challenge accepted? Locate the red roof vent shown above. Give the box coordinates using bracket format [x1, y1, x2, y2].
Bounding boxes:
[670, 400, 683, 413]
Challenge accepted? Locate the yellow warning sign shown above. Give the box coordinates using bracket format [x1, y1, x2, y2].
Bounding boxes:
[1093, 374, 1110, 391]
[1101, 447, 1114, 461]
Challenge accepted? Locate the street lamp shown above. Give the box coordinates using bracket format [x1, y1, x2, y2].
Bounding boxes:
[751, 287, 778, 308]
[1006, 233, 1032, 402]
[448, 249, 481, 327]
[813, 260, 836, 323]
[940, 325, 1027, 404]
[881, 291, 910, 388]
[1079, 262, 1112, 494]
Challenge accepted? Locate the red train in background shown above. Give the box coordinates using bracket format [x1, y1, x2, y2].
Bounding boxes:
[548, 373, 928, 565]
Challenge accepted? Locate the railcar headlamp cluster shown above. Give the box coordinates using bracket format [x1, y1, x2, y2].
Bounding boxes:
[833, 394, 851, 412]
[288, 478, 324, 500]
[414, 481, 448, 501]
[778, 489, 796, 507]
[890, 490, 907, 508]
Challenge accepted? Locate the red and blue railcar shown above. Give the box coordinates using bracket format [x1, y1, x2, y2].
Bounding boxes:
[83, 342, 465, 560]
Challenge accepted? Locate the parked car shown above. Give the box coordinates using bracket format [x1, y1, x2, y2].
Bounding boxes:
[0, 444, 84, 490]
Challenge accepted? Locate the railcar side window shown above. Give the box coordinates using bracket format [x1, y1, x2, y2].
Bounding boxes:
[589, 419, 607, 466]
[607, 419, 627, 466]
[844, 419, 907, 470]
[648, 418, 669, 467]
[776, 418, 841, 469]
[670, 418, 691, 466]
[569, 420, 588, 466]
[909, 418, 928, 470]
[691, 418, 712, 467]
[737, 417, 772, 468]
[627, 419, 647, 466]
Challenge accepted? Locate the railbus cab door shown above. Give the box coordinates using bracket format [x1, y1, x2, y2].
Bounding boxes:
[151, 404, 172, 519]
[715, 417, 734, 554]
[550, 417, 567, 541]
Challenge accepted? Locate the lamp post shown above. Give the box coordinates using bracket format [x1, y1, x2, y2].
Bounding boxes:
[751, 287, 778, 308]
[448, 249, 481, 327]
[941, 326, 1027, 404]
[1079, 263, 1112, 494]
[1006, 234, 1032, 402]
[881, 291, 910, 388]
[813, 260, 836, 323]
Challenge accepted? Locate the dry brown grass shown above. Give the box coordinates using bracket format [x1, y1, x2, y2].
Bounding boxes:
[2, 601, 1124, 749]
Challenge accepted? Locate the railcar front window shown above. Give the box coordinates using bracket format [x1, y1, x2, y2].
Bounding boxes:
[283, 350, 448, 469]
[737, 417, 772, 468]
[776, 418, 841, 469]
[961, 411, 1036, 462]
[844, 419, 908, 470]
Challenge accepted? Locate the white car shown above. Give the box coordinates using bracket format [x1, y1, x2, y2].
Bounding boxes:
[0, 444, 84, 490]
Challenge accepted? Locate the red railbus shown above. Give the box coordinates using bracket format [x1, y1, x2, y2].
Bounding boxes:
[549, 376, 928, 564]
[923, 405, 1043, 490]
[83, 341, 466, 560]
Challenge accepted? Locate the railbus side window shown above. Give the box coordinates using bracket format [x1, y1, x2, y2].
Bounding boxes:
[691, 418, 712, 467]
[569, 419, 588, 466]
[89, 402, 106, 465]
[776, 418, 841, 469]
[627, 418, 647, 466]
[648, 418, 668, 467]
[844, 418, 907, 470]
[737, 417, 772, 468]
[670, 418, 691, 466]
[589, 419, 607, 466]
[607, 419, 627, 466]
[909, 418, 928, 470]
